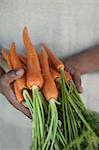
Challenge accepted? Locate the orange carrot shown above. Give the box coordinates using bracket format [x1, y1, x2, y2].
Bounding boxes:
[2, 47, 24, 102]
[18, 54, 27, 65]
[2, 48, 12, 70]
[42, 43, 64, 71]
[14, 82, 24, 102]
[39, 48, 58, 101]
[50, 68, 61, 81]
[48, 57, 53, 67]
[39, 48, 58, 150]
[42, 43, 72, 81]
[23, 26, 43, 89]
[9, 42, 27, 91]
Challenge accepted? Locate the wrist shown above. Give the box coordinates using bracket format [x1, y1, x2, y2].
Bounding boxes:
[62, 45, 99, 75]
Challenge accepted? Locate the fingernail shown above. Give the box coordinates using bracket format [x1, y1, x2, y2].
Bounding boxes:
[16, 69, 24, 76]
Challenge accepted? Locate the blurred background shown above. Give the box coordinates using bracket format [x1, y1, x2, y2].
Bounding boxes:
[0, 0, 99, 149]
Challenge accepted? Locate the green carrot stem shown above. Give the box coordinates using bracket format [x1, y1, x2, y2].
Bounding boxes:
[43, 100, 58, 150]
[39, 91, 48, 114]
[35, 90, 44, 144]
[60, 68, 93, 131]
[67, 95, 92, 131]
[31, 85, 45, 149]
[23, 89, 33, 115]
[43, 107, 54, 149]
[36, 91, 45, 125]
[68, 102, 78, 139]
[66, 130, 89, 149]
[50, 101, 58, 150]
[61, 76, 68, 140]
[57, 126, 67, 146]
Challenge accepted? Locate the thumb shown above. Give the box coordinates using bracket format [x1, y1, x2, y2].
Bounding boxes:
[1, 69, 24, 85]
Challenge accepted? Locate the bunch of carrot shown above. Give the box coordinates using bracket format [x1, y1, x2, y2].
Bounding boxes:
[1, 27, 99, 150]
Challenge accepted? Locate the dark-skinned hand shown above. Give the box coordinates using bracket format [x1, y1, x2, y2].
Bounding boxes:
[64, 60, 83, 93]
[0, 66, 32, 119]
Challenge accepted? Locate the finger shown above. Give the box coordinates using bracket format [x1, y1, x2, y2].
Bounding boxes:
[1, 68, 24, 86]
[70, 69, 83, 93]
[3, 87, 32, 119]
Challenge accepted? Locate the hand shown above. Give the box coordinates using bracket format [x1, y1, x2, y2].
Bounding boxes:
[64, 59, 83, 93]
[0, 67, 31, 119]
